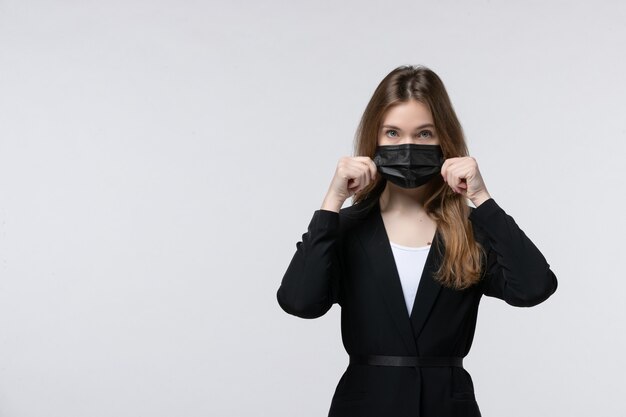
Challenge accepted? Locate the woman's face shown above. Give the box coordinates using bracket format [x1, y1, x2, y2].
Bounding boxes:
[378, 100, 440, 147]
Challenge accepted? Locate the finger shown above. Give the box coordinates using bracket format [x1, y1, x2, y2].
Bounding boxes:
[352, 156, 375, 163]
[443, 159, 458, 185]
[345, 165, 369, 191]
[367, 158, 378, 181]
[446, 159, 472, 191]
[347, 177, 361, 193]
[360, 164, 371, 189]
[441, 157, 459, 184]
[343, 166, 361, 187]
[357, 159, 377, 187]
[353, 160, 372, 186]
[452, 162, 476, 193]
[453, 172, 467, 193]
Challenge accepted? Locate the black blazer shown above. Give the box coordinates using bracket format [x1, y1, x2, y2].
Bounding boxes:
[276, 197, 558, 417]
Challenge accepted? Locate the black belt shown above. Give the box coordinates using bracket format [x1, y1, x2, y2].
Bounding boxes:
[350, 354, 463, 368]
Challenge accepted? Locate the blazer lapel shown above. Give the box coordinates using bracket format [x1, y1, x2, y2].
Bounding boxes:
[409, 224, 443, 343]
[355, 199, 444, 355]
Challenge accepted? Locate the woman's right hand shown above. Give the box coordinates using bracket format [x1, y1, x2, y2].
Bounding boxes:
[321, 156, 378, 212]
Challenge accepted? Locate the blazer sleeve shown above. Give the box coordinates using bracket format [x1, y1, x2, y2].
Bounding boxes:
[469, 198, 558, 307]
[276, 209, 343, 319]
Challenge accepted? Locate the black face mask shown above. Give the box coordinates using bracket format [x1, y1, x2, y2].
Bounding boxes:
[373, 143, 444, 189]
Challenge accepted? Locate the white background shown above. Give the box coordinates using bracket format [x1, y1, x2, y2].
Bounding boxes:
[1, 0, 624, 416]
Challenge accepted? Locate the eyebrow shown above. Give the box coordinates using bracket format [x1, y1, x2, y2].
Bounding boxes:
[381, 124, 435, 131]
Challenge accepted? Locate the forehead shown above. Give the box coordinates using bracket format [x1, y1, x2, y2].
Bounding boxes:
[382, 100, 433, 126]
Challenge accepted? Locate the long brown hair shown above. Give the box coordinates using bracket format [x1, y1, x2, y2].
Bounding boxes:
[352, 65, 485, 290]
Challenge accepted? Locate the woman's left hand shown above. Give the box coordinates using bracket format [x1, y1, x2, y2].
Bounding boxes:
[440, 156, 492, 206]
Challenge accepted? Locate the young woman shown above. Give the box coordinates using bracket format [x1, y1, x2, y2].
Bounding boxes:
[276, 65, 558, 417]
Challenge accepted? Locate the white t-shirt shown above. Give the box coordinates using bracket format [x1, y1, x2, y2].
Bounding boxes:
[389, 241, 431, 316]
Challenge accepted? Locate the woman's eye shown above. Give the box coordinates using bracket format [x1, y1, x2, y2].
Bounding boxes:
[384, 129, 434, 139]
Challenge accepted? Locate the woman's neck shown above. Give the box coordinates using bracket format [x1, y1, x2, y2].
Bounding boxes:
[379, 183, 429, 214]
